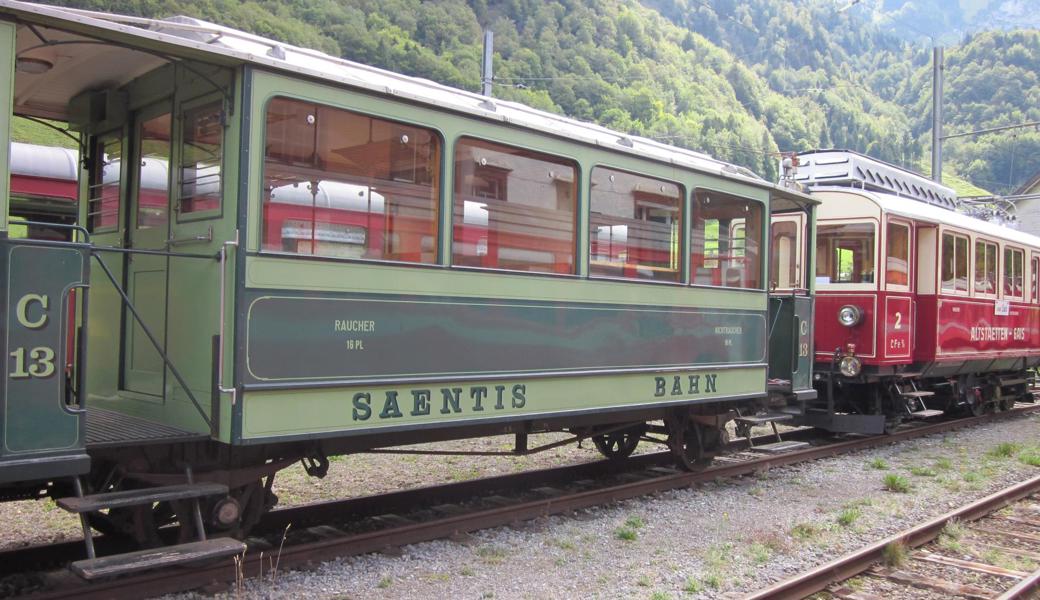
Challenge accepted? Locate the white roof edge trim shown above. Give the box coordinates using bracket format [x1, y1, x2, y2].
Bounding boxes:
[811, 185, 1040, 249]
[0, 0, 805, 195]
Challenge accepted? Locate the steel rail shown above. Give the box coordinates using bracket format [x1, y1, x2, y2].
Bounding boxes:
[26, 404, 1040, 599]
[742, 473, 1040, 600]
[997, 564, 1040, 600]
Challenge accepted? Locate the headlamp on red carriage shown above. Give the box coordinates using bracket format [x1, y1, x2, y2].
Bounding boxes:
[837, 304, 863, 327]
[838, 342, 861, 377]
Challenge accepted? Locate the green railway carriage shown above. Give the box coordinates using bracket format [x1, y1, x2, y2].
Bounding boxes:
[0, 1, 816, 576]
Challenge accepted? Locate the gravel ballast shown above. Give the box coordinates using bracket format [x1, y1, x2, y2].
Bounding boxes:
[157, 412, 1040, 599]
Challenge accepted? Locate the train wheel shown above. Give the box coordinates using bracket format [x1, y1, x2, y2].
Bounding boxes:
[970, 401, 989, 416]
[668, 419, 719, 471]
[592, 425, 644, 461]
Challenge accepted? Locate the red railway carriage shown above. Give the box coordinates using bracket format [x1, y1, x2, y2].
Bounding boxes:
[797, 150, 1039, 433]
[8, 141, 79, 238]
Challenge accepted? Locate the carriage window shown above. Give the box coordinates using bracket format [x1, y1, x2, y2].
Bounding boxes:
[453, 138, 576, 274]
[769, 220, 799, 289]
[589, 167, 682, 282]
[178, 102, 223, 217]
[87, 133, 122, 233]
[1004, 246, 1024, 299]
[941, 233, 968, 293]
[262, 97, 441, 263]
[886, 222, 909, 288]
[974, 240, 997, 296]
[137, 112, 171, 229]
[691, 191, 762, 289]
[815, 223, 874, 285]
[1032, 256, 1039, 303]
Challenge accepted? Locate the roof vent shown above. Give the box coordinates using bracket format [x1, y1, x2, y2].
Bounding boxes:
[794, 150, 958, 210]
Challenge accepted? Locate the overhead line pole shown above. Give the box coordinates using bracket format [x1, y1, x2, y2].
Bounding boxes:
[481, 30, 494, 97]
[931, 47, 944, 183]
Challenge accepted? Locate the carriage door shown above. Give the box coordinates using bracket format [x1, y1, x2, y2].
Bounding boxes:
[121, 106, 172, 397]
[768, 212, 812, 393]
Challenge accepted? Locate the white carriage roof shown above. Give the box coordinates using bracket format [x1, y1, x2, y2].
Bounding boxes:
[9, 141, 77, 179]
[818, 185, 1040, 249]
[0, 0, 817, 202]
[796, 150, 958, 210]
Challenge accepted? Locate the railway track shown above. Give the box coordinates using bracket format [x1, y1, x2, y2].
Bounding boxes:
[744, 474, 1040, 599]
[7, 404, 1040, 599]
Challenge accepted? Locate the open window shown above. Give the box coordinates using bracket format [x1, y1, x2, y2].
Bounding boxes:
[177, 101, 223, 220]
[691, 190, 763, 289]
[136, 111, 172, 229]
[769, 218, 801, 290]
[87, 132, 122, 233]
[1032, 254, 1040, 304]
[261, 96, 442, 263]
[589, 167, 682, 283]
[1004, 246, 1024, 300]
[974, 239, 997, 296]
[815, 222, 875, 288]
[886, 221, 910, 290]
[452, 137, 577, 274]
[941, 232, 969, 295]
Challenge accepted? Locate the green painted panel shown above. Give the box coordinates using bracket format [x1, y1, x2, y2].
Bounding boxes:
[245, 256, 766, 311]
[767, 293, 813, 391]
[241, 366, 765, 440]
[124, 267, 166, 395]
[792, 294, 813, 391]
[244, 291, 765, 384]
[3, 242, 86, 453]
[0, 21, 13, 233]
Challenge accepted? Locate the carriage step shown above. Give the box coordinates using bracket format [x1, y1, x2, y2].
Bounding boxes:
[70, 537, 246, 580]
[910, 409, 944, 419]
[734, 412, 794, 426]
[899, 390, 935, 398]
[750, 441, 809, 454]
[896, 372, 924, 378]
[56, 483, 229, 513]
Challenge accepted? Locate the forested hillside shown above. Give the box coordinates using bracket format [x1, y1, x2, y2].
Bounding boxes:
[901, 29, 1040, 195]
[32, 0, 1040, 192]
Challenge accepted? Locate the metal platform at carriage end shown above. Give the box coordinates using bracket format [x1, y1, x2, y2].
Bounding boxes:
[86, 408, 209, 448]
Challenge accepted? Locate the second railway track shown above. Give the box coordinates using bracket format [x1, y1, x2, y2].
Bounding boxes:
[745, 473, 1040, 599]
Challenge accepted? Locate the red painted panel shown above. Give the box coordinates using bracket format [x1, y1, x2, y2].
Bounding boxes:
[814, 292, 876, 359]
[914, 296, 938, 361]
[10, 175, 77, 200]
[882, 294, 913, 360]
[933, 297, 1040, 359]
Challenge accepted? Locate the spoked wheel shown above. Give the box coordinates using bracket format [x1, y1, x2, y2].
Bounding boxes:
[592, 425, 645, 461]
[667, 417, 721, 472]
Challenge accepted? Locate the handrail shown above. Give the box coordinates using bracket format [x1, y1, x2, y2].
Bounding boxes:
[217, 230, 239, 405]
[16, 220, 91, 243]
[12, 222, 217, 260]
